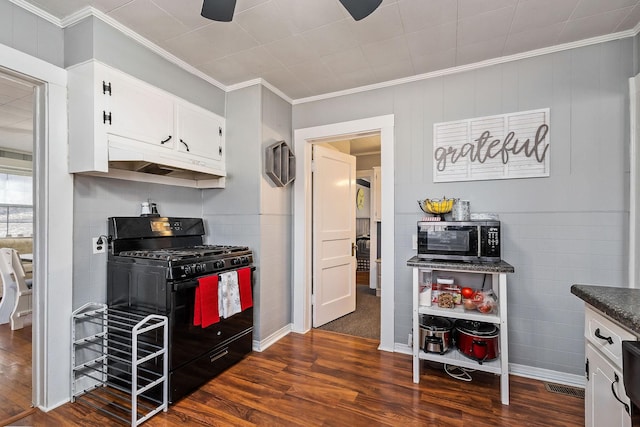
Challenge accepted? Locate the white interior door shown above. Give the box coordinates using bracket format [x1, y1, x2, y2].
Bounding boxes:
[312, 144, 357, 327]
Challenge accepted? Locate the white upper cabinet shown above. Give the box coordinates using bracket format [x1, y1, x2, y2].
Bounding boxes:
[175, 102, 224, 163]
[104, 68, 175, 149]
[68, 60, 226, 188]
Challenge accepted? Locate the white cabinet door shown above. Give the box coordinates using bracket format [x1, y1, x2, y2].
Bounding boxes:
[586, 343, 632, 427]
[175, 103, 224, 163]
[104, 69, 174, 149]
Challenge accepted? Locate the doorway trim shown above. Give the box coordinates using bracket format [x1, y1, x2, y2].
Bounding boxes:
[0, 43, 72, 409]
[293, 114, 395, 351]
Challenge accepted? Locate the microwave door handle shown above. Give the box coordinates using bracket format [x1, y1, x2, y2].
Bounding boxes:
[477, 228, 482, 257]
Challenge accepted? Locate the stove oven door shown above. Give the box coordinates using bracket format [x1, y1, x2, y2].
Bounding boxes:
[170, 272, 254, 370]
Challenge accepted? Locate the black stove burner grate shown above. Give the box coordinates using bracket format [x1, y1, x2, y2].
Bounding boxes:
[118, 245, 251, 262]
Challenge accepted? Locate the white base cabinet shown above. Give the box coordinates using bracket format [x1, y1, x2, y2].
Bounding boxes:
[586, 343, 631, 427]
[584, 306, 637, 427]
[408, 258, 514, 405]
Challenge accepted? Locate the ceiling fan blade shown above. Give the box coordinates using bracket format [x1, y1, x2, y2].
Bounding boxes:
[201, 0, 237, 22]
[339, 0, 382, 21]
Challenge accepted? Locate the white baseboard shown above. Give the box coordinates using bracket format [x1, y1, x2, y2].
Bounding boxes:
[509, 363, 586, 388]
[395, 343, 412, 355]
[253, 324, 292, 352]
[393, 342, 586, 388]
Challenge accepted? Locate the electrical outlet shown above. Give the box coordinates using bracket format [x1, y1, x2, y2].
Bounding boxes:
[92, 237, 105, 254]
[412, 234, 417, 250]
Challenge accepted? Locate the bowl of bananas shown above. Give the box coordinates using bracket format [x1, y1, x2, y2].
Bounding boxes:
[418, 197, 457, 215]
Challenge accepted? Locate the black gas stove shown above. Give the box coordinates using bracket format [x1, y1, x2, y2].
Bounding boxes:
[106, 216, 254, 403]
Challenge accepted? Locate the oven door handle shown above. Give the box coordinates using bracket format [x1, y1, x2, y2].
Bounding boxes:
[173, 280, 199, 292]
[172, 266, 256, 291]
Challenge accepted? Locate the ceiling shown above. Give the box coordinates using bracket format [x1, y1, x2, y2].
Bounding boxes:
[2, 0, 640, 154]
[0, 73, 33, 154]
[16, 0, 640, 102]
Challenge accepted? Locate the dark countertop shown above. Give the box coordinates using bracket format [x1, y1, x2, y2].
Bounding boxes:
[571, 284, 640, 335]
[406, 256, 515, 273]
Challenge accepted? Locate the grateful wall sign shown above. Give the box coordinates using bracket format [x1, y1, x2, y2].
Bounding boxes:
[433, 108, 550, 182]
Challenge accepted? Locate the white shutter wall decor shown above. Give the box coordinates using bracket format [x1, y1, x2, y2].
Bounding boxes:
[433, 108, 550, 182]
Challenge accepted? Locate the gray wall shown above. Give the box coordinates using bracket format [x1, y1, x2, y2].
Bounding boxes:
[293, 38, 633, 376]
[73, 176, 202, 308]
[204, 84, 293, 342]
[259, 86, 293, 338]
[0, 0, 64, 67]
[64, 17, 225, 116]
[204, 85, 262, 336]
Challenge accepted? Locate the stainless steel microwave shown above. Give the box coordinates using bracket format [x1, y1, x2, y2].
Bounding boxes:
[417, 220, 501, 262]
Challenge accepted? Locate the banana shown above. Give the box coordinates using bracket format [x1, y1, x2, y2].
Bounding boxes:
[423, 197, 454, 214]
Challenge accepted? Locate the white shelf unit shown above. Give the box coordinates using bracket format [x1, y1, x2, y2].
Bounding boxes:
[71, 303, 169, 426]
[409, 259, 514, 405]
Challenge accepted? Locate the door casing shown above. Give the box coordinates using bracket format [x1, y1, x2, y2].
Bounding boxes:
[0, 43, 73, 410]
[293, 114, 395, 352]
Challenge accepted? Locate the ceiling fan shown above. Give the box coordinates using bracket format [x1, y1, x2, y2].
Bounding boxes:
[201, 0, 383, 22]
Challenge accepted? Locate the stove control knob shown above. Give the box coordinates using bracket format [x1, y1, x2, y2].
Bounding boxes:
[240, 256, 248, 264]
[195, 264, 204, 273]
[231, 258, 241, 266]
[184, 265, 192, 275]
[214, 260, 225, 269]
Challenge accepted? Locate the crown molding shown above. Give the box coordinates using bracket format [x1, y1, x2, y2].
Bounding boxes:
[8, 0, 60, 25]
[65, 7, 228, 92]
[293, 28, 637, 105]
[226, 78, 293, 104]
[225, 78, 262, 92]
[59, 5, 92, 27]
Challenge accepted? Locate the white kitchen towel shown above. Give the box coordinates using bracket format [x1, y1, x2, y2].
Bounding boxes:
[219, 270, 241, 318]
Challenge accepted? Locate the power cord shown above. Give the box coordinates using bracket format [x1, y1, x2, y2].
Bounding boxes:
[95, 235, 112, 245]
[444, 364, 475, 382]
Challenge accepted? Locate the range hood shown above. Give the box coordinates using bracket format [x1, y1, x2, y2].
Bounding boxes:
[82, 139, 226, 189]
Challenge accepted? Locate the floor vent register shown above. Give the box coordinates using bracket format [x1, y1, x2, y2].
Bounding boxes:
[544, 382, 585, 399]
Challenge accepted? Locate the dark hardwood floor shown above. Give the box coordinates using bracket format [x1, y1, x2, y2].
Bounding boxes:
[10, 329, 583, 426]
[0, 317, 33, 426]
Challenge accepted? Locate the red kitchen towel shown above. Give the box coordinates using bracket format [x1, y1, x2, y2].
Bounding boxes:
[198, 275, 220, 328]
[193, 285, 202, 326]
[238, 267, 253, 311]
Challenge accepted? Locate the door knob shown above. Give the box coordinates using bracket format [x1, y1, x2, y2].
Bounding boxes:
[352, 242, 357, 256]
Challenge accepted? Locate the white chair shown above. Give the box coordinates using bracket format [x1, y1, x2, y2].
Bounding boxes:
[0, 248, 32, 330]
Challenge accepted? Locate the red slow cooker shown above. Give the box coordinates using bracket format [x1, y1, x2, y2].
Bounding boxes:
[455, 320, 499, 364]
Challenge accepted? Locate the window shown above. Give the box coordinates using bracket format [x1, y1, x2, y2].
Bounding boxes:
[0, 174, 32, 237]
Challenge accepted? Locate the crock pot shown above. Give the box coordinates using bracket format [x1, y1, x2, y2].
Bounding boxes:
[455, 320, 499, 364]
[420, 315, 453, 354]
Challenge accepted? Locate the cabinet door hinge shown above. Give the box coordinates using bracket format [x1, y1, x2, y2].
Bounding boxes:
[585, 358, 589, 381]
[219, 146, 223, 156]
[219, 126, 222, 137]
[103, 111, 112, 125]
[311, 160, 316, 173]
[102, 81, 111, 95]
